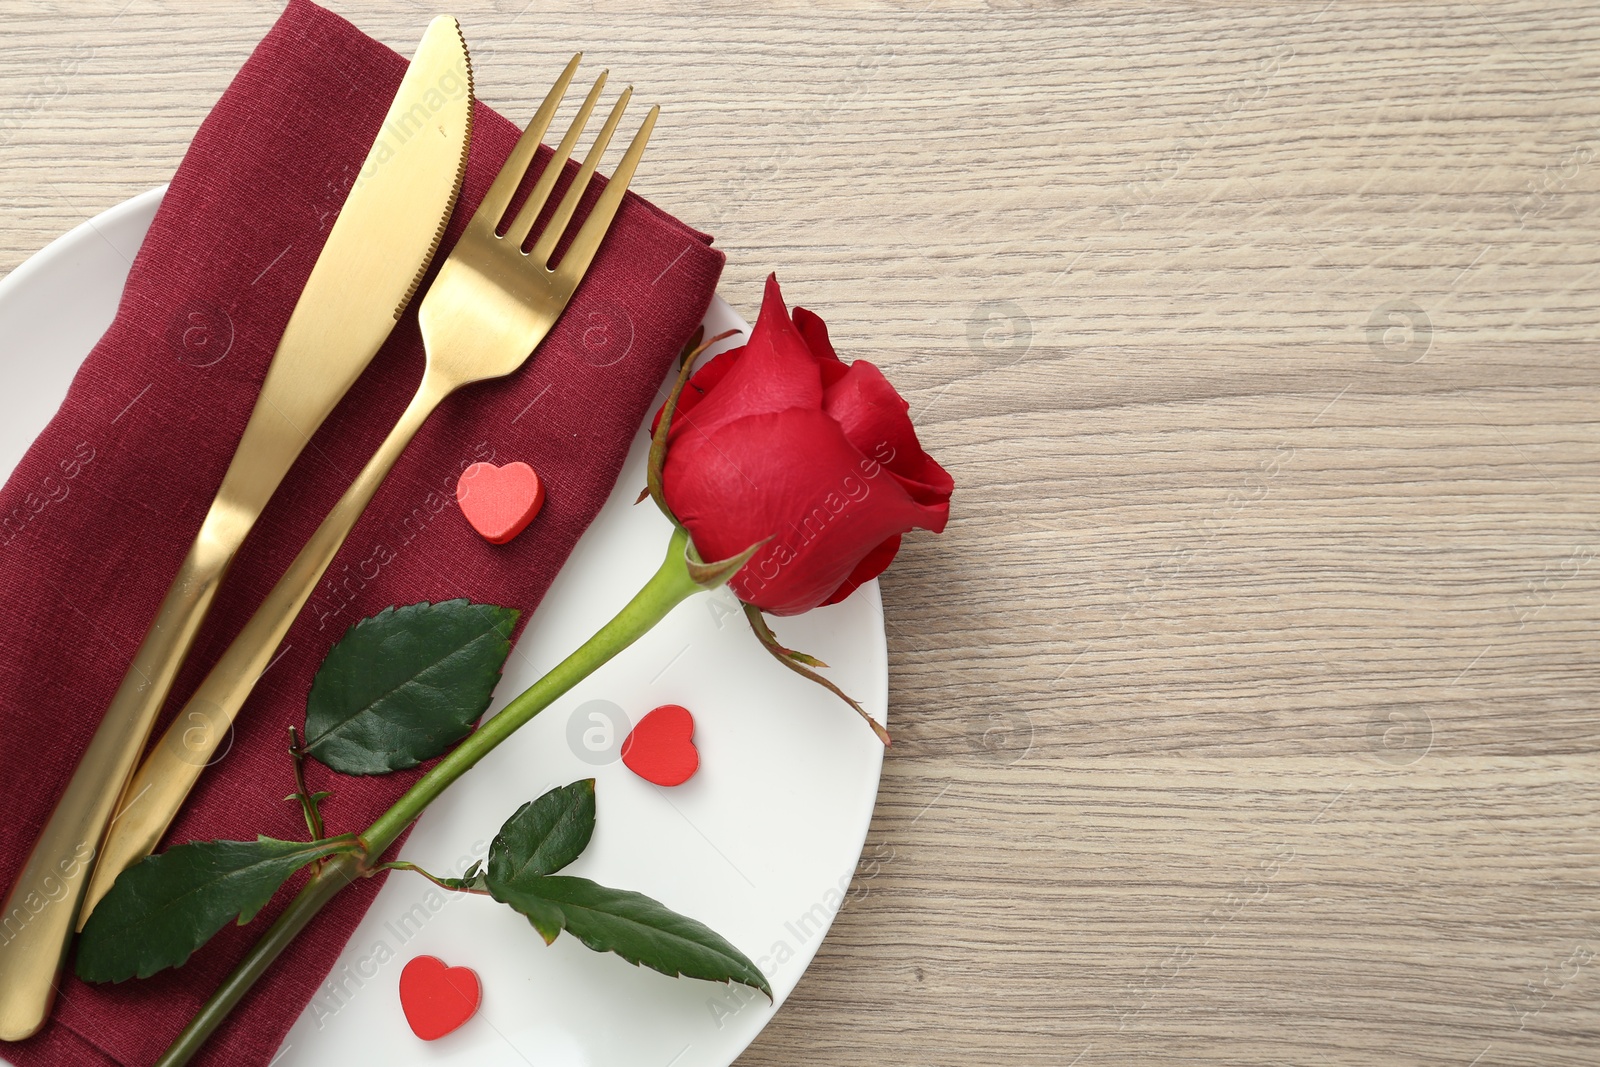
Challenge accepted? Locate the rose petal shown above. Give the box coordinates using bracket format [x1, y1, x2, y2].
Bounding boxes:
[817, 358, 849, 391]
[752, 273, 802, 354]
[667, 275, 822, 444]
[794, 306, 848, 389]
[884, 454, 956, 513]
[823, 361, 954, 509]
[651, 344, 743, 435]
[793, 306, 843, 365]
[664, 408, 945, 615]
[821, 535, 901, 606]
[823, 360, 916, 461]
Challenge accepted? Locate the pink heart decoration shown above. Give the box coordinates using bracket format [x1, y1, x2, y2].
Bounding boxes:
[456, 460, 545, 544]
[398, 955, 481, 1041]
[621, 704, 700, 787]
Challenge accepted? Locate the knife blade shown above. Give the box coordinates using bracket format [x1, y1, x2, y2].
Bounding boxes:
[0, 16, 474, 1040]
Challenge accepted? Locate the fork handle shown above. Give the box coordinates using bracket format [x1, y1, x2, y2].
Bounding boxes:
[80, 375, 451, 922]
[0, 501, 246, 1039]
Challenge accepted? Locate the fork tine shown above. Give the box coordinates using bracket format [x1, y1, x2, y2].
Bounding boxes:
[472, 53, 580, 235]
[529, 87, 632, 266]
[555, 104, 659, 286]
[505, 71, 608, 248]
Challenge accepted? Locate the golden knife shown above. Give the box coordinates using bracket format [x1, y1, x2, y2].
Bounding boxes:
[0, 16, 474, 1040]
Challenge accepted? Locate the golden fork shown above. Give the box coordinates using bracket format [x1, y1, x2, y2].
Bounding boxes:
[81, 53, 657, 919]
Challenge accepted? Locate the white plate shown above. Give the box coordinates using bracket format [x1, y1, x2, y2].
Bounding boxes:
[0, 189, 887, 1067]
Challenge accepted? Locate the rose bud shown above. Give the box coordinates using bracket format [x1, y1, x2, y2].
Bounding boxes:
[658, 274, 953, 615]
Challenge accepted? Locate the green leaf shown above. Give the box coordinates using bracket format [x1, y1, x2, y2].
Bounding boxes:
[488, 779, 596, 885]
[76, 836, 354, 983]
[303, 599, 519, 775]
[487, 874, 772, 998]
[496, 880, 567, 944]
[479, 780, 769, 997]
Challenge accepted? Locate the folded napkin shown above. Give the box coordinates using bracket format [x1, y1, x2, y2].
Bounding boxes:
[0, 2, 722, 1063]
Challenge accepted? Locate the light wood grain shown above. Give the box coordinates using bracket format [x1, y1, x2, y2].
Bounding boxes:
[3, 1, 1598, 1064]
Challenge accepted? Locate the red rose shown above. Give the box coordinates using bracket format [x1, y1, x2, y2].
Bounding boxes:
[659, 275, 953, 615]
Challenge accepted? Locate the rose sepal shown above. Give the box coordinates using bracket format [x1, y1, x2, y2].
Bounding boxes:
[686, 535, 770, 589]
[742, 603, 891, 747]
[642, 326, 741, 519]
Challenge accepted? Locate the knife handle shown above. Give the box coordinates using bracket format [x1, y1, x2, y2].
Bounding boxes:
[0, 505, 244, 1040]
[80, 376, 449, 922]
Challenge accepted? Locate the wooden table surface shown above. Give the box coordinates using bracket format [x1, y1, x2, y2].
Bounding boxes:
[3, 2, 1598, 1064]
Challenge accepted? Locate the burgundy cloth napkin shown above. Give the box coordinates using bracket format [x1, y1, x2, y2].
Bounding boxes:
[0, 2, 722, 1063]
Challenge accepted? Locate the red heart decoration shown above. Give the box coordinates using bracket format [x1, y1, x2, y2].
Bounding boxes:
[456, 461, 545, 545]
[621, 704, 699, 786]
[398, 955, 481, 1041]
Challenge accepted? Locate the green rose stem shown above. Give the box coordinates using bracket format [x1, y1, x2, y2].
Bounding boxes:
[157, 525, 734, 1067]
